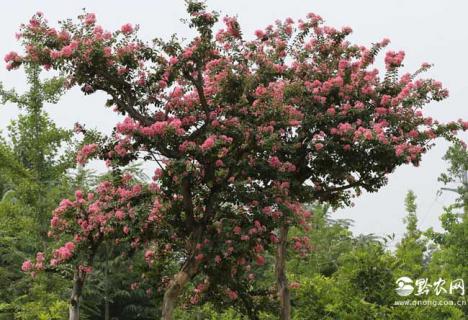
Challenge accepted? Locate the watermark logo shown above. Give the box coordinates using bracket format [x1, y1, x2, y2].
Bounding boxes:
[395, 276, 465, 297]
[395, 276, 414, 296]
[394, 277, 466, 307]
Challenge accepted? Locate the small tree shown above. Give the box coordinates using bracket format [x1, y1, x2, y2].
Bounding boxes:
[438, 141, 468, 211]
[8, 2, 466, 319]
[427, 143, 468, 315]
[395, 191, 426, 277]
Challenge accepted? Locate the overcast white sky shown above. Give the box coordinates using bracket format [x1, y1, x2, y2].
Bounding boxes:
[0, 1, 466, 244]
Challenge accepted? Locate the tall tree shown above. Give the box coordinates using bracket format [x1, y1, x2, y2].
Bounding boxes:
[0, 64, 73, 238]
[0, 65, 74, 319]
[395, 191, 426, 278]
[9, 3, 465, 319]
[427, 142, 468, 315]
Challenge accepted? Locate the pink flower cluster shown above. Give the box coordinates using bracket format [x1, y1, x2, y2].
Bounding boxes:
[76, 143, 98, 164]
[222, 16, 241, 39]
[267, 156, 296, 172]
[116, 117, 185, 138]
[385, 50, 405, 70]
[226, 288, 238, 300]
[120, 23, 133, 34]
[50, 40, 79, 60]
[144, 249, 155, 265]
[4, 51, 20, 63]
[21, 260, 33, 272]
[4, 51, 21, 70]
[84, 13, 96, 25]
[51, 242, 75, 265]
[201, 135, 216, 152]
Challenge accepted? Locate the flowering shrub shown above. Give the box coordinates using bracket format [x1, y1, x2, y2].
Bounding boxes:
[9, 2, 465, 318]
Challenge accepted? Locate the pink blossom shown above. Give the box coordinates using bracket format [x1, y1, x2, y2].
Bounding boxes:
[268, 156, 282, 168]
[255, 86, 267, 96]
[182, 48, 193, 58]
[117, 66, 128, 75]
[75, 190, 83, 199]
[314, 143, 324, 151]
[103, 47, 112, 57]
[58, 30, 70, 41]
[121, 23, 134, 34]
[65, 242, 75, 251]
[254, 29, 265, 39]
[93, 25, 103, 36]
[36, 252, 45, 263]
[55, 243, 74, 261]
[381, 38, 391, 46]
[144, 250, 154, 261]
[50, 215, 60, 227]
[50, 50, 62, 60]
[327, 107, 336, 115]
[395, 144, 406, 157]
[115, 210, 125, 220]
[21, 260, 33, 272]
[201, 135, 216, 152]
[256, 255, 265, 266]
[270, 233, 279, 243]
[385, 50, 405, 69]
[408, 130, 419, 138]
[421, 62, 431, 69]
[226, 289, 238, 300]
[363, 130, 373, 140]
[4, 51, 20, 63]
[60, 45, 73, 58]
[76, 143, 98, 164]
[84, 13, 96, 25]
[223, 16, 241, 38]
[116, 117, 138, 134]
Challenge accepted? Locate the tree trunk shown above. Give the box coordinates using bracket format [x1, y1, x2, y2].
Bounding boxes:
[104, 243, 110, 320]
[161, 258, 199, 320]
[69, 269, 85, 320]
[275, 223, 291, 320]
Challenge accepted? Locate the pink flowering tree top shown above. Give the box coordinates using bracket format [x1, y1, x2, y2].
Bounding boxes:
[9, 2, 466, 319]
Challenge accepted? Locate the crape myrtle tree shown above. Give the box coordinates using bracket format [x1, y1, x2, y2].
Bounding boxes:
[7, 1, 466, 319]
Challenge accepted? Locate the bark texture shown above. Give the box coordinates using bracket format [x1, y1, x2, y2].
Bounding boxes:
[275, 224, 291, 320]
[161, 258, 199, 320]
[69, 270, 85, 320]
